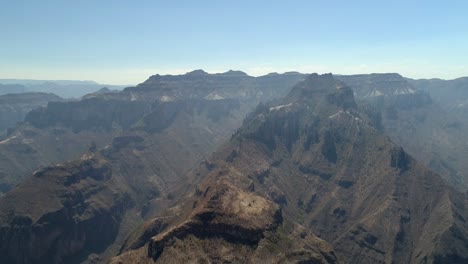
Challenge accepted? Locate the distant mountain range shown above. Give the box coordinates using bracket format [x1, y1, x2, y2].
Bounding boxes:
[0, 70, 467, 264]
[0, 79, 127, 98]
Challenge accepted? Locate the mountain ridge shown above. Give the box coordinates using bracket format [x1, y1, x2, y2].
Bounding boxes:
[113, 74, 468, 263]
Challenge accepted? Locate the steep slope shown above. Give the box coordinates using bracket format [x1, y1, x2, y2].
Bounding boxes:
[116, 74, 468, 264]
[0, 71, 304, 194]
[338, 74, 468, 190]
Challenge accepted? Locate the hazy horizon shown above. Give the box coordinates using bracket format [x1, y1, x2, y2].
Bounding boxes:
[2, 68, 468, 87]
[2, 1, 468, 84]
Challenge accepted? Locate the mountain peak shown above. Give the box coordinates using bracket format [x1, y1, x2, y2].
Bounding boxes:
[186, 69, 208, 75]
[219, 70, 249, 76]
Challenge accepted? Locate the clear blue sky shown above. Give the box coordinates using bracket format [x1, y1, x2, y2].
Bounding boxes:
[1, 0, 467, 84]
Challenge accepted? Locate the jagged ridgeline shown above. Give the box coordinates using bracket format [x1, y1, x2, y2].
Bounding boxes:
[113, 74, 468, 264]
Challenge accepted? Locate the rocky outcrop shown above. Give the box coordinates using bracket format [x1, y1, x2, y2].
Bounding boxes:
[148, 186, 283, 260]
[113, 173, 339, 264]
[0, 157, 132, 264]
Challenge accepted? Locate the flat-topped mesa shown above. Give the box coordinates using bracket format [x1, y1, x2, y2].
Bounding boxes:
[137, 69, 251, 88]
[121, 70, 305, 104]
[336, 73, 426, 98]
[337, 73, 406, 86]
[126, 70, 253, 96]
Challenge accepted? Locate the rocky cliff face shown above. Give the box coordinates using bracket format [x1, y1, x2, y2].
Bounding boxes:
[0, 157, 132, 264]
[127, 184, 338, 264]
[115, 74, 468, 264]
[242, 74, 468, 263]
[0, 92, 63, 134]
[25, 99, 151, 132]
[0, 71, 303, 195]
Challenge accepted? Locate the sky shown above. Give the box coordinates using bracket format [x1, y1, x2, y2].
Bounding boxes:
[1, 0, 467, 85]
